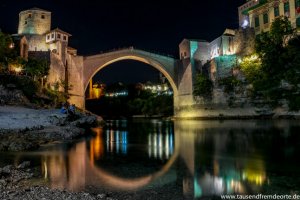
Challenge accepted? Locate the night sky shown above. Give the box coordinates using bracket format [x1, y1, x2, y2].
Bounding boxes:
[0, 0, 245, 84]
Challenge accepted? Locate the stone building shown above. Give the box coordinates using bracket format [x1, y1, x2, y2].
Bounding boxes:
[239, 0, 300, 34]
[15, 8, 74, 62]
[178, 28, 255, 83]
[238, 0, 260, 28]
[13, 8, 80, 100]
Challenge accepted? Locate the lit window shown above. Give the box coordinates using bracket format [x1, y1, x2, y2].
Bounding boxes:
[297, 17, 300, 28]
[255, 16, 260, 27]
[274, 6, 280, 17]
[284, 2, 290, 17]
[296, 0, 300, 8]
[263, 13, 269, 24]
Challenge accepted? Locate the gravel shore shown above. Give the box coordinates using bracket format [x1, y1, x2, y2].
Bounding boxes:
[0, 105, 103, 151]
[0, 106, 112, 199]
[0, 162, 115, 200]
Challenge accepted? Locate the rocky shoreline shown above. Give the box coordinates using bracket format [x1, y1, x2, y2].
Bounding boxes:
[0, 106, 113, 199]
[0, 162, 115, 200]
[0, 105, 104, 151]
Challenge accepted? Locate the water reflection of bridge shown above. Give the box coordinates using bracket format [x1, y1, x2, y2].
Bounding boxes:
[41, 120, 267, 198]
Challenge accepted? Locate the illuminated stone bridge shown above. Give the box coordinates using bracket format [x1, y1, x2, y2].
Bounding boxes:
[66, 47, 196, 115]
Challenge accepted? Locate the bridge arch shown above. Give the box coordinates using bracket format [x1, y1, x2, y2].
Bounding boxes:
[82, 48, 178, 98]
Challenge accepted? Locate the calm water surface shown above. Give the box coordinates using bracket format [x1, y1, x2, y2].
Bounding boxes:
[1, 119, 300, 199]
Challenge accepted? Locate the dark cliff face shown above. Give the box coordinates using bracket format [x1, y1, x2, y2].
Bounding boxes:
[0, 84, 29, 106]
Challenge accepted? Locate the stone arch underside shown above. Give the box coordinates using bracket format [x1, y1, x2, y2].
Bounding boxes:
[83, 49, 178, 97]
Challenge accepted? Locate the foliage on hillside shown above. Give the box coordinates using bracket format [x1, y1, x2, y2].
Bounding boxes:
[240, 17, 300, 110]
[193, 73, 213, 99]
[0, 31, 64, 107]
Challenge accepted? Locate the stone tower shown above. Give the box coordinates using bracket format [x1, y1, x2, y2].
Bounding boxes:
[18, 8, 51, 35]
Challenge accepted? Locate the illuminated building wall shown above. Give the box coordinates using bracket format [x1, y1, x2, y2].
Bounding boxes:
[142, 83, 173, 95]
[238, 0, 260, 28]
[179, 39, 210, 65]
[180, 29, 237, 62]
[209, 29, 236, 59]
[88, 81, 105, 99]
[244, 0, 300, 35]
[13, 8, 83, 99]
[105, 91, 128, 97]
[17, 8, 73, 59]
[18, 8, 51, 35]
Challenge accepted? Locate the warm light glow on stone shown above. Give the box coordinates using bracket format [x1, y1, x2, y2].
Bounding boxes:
[9, 63, 23, 73]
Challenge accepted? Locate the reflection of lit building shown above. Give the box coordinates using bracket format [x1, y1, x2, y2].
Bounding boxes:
[42, 142, 87, 191]
[191, 158, 267, 198]
[90, 128, 105, 163]
[148, 132, 174, 160]
[42, 154, 67, 189]
[105, 129, 128, 154]
[242, 159, 266, 186]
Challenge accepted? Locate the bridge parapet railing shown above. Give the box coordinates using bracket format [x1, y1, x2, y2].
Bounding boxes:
[85, 46, 177, 60]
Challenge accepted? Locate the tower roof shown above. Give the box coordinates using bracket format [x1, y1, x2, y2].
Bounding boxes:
[47, 28, 72, 36]
[20, 7, 51, 13]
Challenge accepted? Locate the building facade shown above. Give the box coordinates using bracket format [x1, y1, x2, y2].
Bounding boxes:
[14, 8, 79, 94]
[239, 0, 300, 34]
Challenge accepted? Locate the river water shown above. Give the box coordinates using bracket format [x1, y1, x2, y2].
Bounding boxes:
[1, 119, 300, 199]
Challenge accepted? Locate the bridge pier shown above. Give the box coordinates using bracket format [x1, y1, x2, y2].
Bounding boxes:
[69, 95, 85, 110]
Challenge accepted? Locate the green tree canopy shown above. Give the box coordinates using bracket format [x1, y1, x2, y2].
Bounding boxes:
[255, 17, 295, 82]
[0, 31, 15, 71]
[24, 58, 49, 79]
[241, 16, 300, 110]
[193, 73, 213, 99]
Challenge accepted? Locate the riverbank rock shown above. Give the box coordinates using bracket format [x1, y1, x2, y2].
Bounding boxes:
[0, 186, 113, 200]
[26, 125, 85, 140]
[0, 85, 30, 106]
[0, 125, 85, 152]
[70, 115, 97, 127]
[0, 162, 116, 200]
[0, 105, 106, 152]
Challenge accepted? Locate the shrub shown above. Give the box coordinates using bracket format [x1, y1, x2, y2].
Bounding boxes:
[218, 76, 242, 94]
[193, 73, 213, 99]
[0, 74, 38, 100]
